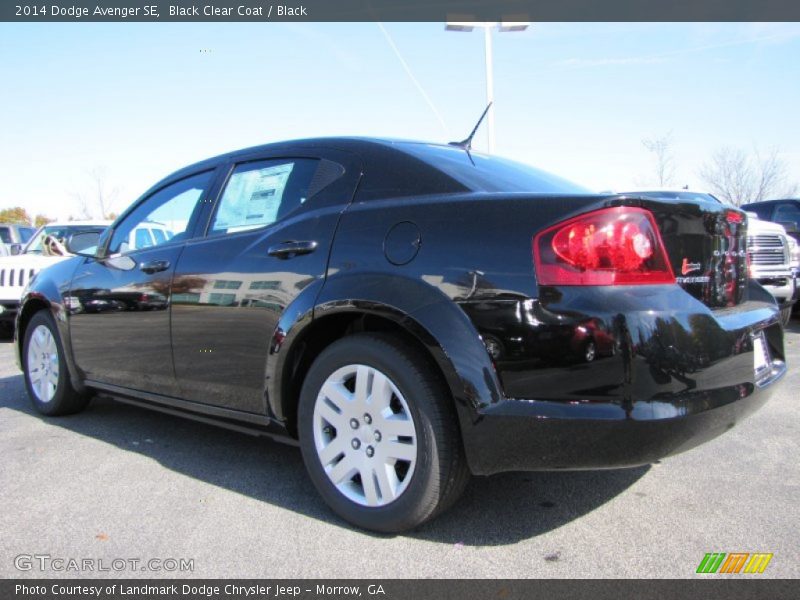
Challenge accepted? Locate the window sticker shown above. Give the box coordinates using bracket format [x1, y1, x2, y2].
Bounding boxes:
[216, 163, 295, 233]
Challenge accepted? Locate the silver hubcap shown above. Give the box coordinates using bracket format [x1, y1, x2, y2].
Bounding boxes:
[27, 324, 59, 403]
[313, 364, 417, 507]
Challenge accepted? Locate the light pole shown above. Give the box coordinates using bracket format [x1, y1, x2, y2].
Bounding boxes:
[445, 21, 529, 154]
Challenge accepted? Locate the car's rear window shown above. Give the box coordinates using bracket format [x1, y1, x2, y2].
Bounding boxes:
[0, 227, 10, 244]
[399, 143, 591, 195]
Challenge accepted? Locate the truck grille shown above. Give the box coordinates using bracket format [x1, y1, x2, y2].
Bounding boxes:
[747, 234, 788, 265]
[0, 267, 37, 288]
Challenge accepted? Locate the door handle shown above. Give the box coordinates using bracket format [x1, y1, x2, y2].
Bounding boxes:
[267, 240, 318, 259]
[139, 259, 170, 274]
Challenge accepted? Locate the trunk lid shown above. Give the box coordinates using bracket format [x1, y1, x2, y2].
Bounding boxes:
[611, 194, 748, 308]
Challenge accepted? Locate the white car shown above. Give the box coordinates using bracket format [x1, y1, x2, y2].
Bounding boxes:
[0, 221, 111, 328]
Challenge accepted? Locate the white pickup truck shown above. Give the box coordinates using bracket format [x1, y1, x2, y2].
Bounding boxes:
[0, 221, 110, 329]
[745, 214, 796, 325]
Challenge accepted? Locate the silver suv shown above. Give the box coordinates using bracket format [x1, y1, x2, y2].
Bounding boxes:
[0, 223, 37, 256]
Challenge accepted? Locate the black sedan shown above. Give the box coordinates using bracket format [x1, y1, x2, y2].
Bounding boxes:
[16, 138, 786, 532]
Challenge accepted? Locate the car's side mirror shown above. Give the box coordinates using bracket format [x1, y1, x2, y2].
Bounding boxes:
[9, 243, 22, 255]
[66, 231, 103, 257]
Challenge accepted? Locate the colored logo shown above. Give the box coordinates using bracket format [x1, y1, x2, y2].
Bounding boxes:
[696, 553, 773, 574]
[681, 258, 702, 275]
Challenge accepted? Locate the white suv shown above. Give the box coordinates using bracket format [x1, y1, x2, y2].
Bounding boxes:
[0, 221, 111, 327]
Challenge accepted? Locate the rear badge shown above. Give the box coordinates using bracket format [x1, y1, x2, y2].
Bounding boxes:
[676, 258, 709, 284]
[681, 258, 702, 275]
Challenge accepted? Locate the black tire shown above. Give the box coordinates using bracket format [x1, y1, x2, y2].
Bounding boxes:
[22, 311, 90, 416]
[583, 340, 597, 362]
[298, 333, 469, 532]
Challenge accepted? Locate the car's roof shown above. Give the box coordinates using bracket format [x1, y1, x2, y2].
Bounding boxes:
[168, 137, 463, 178]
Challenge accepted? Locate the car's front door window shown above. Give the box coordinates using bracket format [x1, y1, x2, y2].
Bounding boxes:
[108, 171, 212, 255]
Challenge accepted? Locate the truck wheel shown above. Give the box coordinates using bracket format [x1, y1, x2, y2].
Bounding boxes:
[298, 333, 469, 532]
[22, 311, 89, 416]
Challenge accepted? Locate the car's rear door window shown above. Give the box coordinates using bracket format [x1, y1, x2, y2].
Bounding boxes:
[209, 159, 319, 236]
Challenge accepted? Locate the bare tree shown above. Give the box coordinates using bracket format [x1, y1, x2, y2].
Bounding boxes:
[71, 167, 119, 220]
[752, 147, 798, 202]
[700, 146, 798, 206]
[642, 132, 675, 187]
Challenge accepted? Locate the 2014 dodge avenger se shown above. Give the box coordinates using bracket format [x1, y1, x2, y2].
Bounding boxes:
[16, 138, 786, 531]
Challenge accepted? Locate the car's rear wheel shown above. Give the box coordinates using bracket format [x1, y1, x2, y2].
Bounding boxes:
[298, 333, 469, 532]
[22, 311, 89, 416]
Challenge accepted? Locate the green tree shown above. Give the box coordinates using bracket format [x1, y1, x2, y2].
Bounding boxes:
[0, 207, 32, 224]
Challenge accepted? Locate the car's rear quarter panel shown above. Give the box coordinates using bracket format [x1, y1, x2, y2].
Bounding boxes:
[326, 191, 785, 474]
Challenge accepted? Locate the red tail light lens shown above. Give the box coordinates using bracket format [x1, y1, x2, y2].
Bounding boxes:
[533, 207, 675, 285]
[726, 209, 744, 224]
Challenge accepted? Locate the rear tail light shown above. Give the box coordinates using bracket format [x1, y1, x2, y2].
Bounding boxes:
[533, 207, 675, 285]
[726, 209, 744, 224]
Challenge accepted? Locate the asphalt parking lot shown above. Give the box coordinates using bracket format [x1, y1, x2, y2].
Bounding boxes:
[1, 321, 798, 579]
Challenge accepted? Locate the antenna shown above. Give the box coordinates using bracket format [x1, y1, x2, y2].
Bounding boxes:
[449, 102, 492, 152]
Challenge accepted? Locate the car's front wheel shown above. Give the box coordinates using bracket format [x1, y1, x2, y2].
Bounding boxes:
[298, 333, 469, 532]
[22, 311, 90, 416]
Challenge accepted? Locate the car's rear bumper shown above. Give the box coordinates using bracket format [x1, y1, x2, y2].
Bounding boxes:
[459, 287, 786, 476]
[465, 361, 783, 475]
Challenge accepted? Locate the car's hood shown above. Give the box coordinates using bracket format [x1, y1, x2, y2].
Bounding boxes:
[748, 218, 787, 236]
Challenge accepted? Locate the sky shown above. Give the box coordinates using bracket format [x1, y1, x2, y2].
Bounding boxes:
[1, 21, 799, 220]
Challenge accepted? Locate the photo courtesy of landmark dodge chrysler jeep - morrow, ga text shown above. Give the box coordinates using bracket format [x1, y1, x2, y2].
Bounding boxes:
[16, 138, 787, 532]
